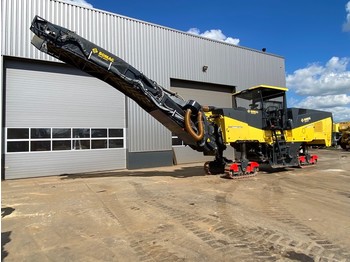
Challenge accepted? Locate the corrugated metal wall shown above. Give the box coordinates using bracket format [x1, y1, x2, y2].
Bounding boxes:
[5, 59, 125, 128]
[1, 0, 286, 153]
[5, 150, 126, 179]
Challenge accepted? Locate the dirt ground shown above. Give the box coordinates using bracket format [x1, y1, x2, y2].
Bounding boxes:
[2, 149, 350, 262]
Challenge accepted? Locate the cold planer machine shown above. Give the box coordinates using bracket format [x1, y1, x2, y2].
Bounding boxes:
[218, 85, 333, 177]
[30, 16, 333, 178]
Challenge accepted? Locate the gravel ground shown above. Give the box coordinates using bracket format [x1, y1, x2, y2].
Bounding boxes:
[2, 149, 350, 262]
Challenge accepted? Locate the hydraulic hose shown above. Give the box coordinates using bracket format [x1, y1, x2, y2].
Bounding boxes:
[185, 109, 204, 142]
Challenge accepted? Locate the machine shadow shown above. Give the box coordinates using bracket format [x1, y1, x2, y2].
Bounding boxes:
[60, 164, 294, 180]
[1, 231, 11, 261]
[1, 207, 15, 261]
[1, 207, 15, 218]
[60, 165, 208, 180]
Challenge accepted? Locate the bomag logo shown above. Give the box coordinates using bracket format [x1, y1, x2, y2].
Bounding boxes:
[92, 47, 115, 62]
[98, 51, 115, 62]
[247, 109, 258, 115]
[301, 117, 311, 123]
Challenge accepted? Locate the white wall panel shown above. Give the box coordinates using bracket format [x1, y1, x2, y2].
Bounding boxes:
[5, 150, 126, 179]
[5, 59, 125, 128]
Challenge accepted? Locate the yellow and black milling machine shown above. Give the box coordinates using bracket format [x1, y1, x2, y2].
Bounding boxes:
[30, 16, 333, 178]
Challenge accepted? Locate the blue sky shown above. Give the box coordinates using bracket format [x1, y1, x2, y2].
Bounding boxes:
[67, 0, 350, 122]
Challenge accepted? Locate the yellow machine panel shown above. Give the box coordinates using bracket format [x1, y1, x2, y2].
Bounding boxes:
[218, 116, 265, 143]
[286, 117, 333, 146]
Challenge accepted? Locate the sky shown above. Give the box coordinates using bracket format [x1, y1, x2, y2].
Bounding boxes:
[64, 0, 350, 122]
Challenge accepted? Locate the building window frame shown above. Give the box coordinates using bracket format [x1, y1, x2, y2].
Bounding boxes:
[6, 127, 125, 153]
[171, 133, 185, 147]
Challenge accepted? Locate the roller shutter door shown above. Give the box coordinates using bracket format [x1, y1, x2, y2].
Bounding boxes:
[4, 59, 126, 179]
[171, 79, 235, 164]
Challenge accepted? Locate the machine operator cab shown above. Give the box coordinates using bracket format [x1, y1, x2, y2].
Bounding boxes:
[233, 85, 288, 130]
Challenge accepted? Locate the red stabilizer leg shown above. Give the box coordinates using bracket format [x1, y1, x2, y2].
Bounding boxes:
[224, 161, 259, 179]
[299, 155, 306, 165]
[248, 162, 259, 173]
[309, 155, 318, 164]
[299, 154, 318, 166]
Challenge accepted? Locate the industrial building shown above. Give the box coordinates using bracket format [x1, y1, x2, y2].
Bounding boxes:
[1, 0, 286, 179]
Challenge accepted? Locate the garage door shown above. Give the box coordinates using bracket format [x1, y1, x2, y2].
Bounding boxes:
[170, 79, 235, 164]
[4, 59, 126, 179]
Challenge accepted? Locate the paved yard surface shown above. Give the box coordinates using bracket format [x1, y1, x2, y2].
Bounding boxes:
[2, 149, 350, 262]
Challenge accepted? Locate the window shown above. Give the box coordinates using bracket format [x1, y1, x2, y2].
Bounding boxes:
[31, 128, 51, 139]
[7, 128, 29, 139]
[91, 129, 107, 149]
[52, 129, 71, 151]
[109, 128, 124, 148]
[172, 132, 184, 146]
[172, 137, 183, 146]
[53, 128, 71, 138]
[109, 129, 123, 137]
[92, 129, 107, 138]
[6, 128, 125, 153]
[73, 140, 90, 150]
[7, 141, 29, 152]
[92, 139, 107, 149]
[73, 128, 90, 150]
[7, 128, 30, 152]
[73, 128, 90, 138]
[31, 141, 51, 151]
[53, 140, 71, 151]
[109, 139, 123, 148]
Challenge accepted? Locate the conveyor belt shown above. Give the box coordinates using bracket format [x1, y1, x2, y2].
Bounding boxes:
[30, 15, 213, 149]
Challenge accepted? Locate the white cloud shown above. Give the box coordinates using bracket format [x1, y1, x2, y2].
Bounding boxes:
[293, 98, 350, 123]
[329, 106, 350, 122]
[286, 57, 350, 96]
[187, 28, 240, 45]
[343, 1, 350, 32]
[60, 0, 93, 8]
[294, 94, 350, 109]
[287, 57, 350, 122]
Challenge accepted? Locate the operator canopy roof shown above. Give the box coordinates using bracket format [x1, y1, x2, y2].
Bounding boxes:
[233, 85, 288, 101]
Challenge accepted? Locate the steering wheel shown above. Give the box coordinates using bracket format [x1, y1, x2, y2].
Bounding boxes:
[265, 106, 279, 113]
